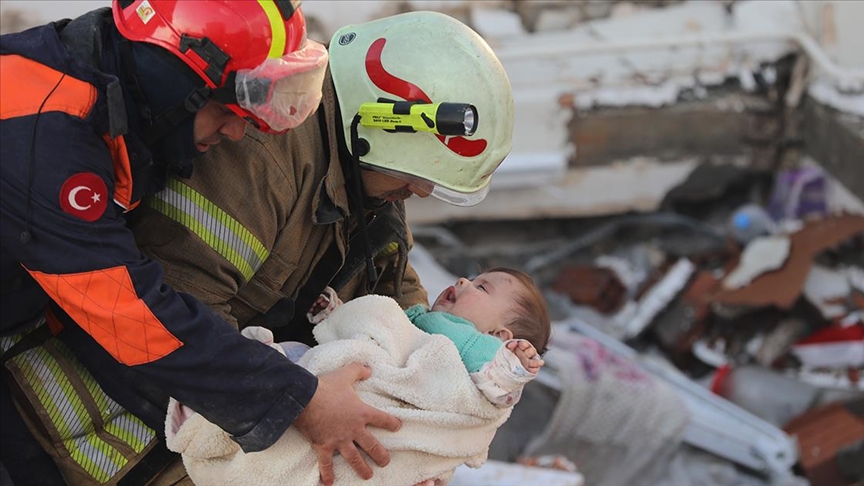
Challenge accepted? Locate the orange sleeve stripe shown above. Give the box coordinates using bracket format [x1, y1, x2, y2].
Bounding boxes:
[26, 266, 183, 366]
[102, 134, 139, 211]
[0, 54, 97, 120]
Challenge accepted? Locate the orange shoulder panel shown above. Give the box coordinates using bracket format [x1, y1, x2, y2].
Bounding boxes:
[102, 134, 139, 211]
[26, 266, 183, 366]
[0, 54, 97, 120]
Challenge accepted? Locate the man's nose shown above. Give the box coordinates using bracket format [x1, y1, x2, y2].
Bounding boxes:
[220, 115, 247, 141]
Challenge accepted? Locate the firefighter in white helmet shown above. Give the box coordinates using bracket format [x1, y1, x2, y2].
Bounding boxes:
[130, 11, 515, 484]
[330, 11, 515, 206]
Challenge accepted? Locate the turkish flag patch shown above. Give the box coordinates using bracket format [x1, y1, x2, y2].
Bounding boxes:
[59, 173, 108, 222]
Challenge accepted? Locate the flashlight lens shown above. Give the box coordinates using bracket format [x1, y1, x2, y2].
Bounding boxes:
[463, 106, 477, 136]
[432, 103, 479, 136]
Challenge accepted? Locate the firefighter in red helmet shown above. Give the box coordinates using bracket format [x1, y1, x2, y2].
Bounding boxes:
[0, 1, 394, 485]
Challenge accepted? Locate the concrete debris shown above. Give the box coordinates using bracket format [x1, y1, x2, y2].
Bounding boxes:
[559, 320, 800, 480]
[722, 236, 791, 290]
[653, 271, 719, 358]
[849, 267, 864, 293]
[809, 79, 864, 117]
[691, 338, 731, 368]
[413, 197, 862, 486]
[519, 331, 691, 486]
[802, 265, 855, 320]
[712, 214, 864, 309]
[623, 258, 695, 338]
[792, 323, 864, 370]
[391, 1, 864, 483]
[663, 161, 770, 210]
[754, 318, 812, 368]
[448, 190, 861, 486]
[782, 400, 864, 486]
[711, 364, 859, 428]
[552, 265, 627, 314]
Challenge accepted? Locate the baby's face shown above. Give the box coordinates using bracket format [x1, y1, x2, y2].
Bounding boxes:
[432, 271, 522, 335]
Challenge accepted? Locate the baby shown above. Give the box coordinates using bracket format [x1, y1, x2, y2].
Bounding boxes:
[272, 267, 551, 406]
[168, 268, 551, 485]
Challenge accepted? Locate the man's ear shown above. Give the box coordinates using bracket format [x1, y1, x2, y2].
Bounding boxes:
[493, 328, 514, 341]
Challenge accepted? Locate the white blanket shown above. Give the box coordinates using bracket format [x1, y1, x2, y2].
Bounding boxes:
[166, 295, 511, 485]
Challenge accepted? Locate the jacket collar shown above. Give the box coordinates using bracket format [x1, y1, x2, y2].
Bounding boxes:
[312, 71, 351, 225]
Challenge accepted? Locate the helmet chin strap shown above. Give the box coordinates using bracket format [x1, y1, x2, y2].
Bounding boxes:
[349, 114, 380, 292]
[120, 39, 209, 162]
[145, 86, 210, 146]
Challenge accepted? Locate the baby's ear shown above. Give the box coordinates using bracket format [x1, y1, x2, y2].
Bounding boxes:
[493, 327, 514, 341]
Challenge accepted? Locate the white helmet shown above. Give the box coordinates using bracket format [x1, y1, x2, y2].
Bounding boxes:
[328, 11, 514, 206]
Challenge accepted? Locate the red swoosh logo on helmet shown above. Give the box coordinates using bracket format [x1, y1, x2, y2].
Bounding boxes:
[365, 38, 487, 158]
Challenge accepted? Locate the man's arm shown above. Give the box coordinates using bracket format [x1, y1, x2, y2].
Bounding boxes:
[5, 120, 314, 451]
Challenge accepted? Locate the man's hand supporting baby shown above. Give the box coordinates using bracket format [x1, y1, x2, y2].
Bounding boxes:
[293, 363, 403, 485]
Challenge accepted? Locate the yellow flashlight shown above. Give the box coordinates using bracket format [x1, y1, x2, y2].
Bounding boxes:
[358, 101, 478, 136]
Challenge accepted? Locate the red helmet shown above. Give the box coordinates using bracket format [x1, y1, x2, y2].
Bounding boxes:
[113, 0, 328, 133]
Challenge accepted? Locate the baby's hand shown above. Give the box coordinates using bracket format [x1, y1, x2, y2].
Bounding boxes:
[506, 340, 544, 374]
[308, 294, 330, 316]
[307, 287, 342, 324]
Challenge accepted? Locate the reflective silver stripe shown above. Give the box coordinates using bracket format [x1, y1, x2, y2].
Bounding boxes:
[52, 339, 156, 452]
[1, 335, 18, 353]
[3, 331, 158, 483]
[149, 179, 269, 281]
[16, 346, 122, 481]
[108, 413, 154, 452]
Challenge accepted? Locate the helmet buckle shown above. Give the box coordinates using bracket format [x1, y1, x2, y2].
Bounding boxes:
[179, 34, 229, 85]
[184, 88, 211, 112]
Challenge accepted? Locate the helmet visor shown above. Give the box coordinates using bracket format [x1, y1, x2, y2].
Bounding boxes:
[234, 39, 328, 133]
[364, 164, 492, 207]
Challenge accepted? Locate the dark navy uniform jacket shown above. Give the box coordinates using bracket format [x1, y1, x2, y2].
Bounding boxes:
[0, 12, 316, 452]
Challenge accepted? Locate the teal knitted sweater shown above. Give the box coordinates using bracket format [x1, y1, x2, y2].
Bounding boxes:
[405, 305, 502, 373]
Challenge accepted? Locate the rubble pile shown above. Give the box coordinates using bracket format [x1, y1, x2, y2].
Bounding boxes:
[416, 161, 863, 486]
[526, 167, 863, 485]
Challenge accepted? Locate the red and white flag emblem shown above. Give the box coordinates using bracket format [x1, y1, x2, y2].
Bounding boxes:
[59, 173, 108, 222]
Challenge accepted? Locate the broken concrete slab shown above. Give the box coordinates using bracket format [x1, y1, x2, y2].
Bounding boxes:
[570, 97, 774, 167]
[712, 214, 864, 309]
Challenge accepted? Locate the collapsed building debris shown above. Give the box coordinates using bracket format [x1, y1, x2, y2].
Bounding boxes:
[414, 193, 863, 485]
[404, 0, 864, 483]
[712, 214, 864, 309]
[782, 400, 864, 486]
